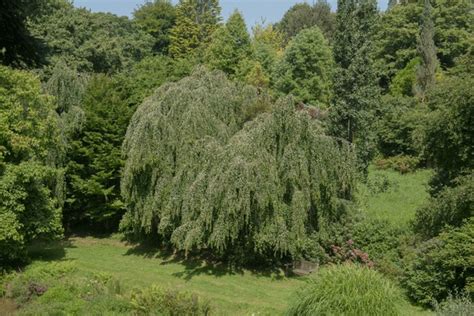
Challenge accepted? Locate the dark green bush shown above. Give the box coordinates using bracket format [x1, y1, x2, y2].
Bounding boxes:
[403, 219, 474, 307]
[377, 95, 422, 158]
[413, 173, 473, 239]
[286, 264, 404, 316]
[419, 76, 474, 191]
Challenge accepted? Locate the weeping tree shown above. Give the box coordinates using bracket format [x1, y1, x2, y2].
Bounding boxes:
[121, 68, 356, 260]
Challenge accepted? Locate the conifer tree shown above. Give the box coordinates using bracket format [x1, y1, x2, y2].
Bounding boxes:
[205, 10, 250, 76]
[415, 0, 438, 101]
[169, 0, 221, 58]
[329, 0, 380, 173]
[274, 26, 334, 107]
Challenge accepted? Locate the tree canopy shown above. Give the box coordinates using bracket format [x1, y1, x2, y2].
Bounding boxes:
[133, 0, 177, 54]
[274, 26, 334, 107]
[0, 66, 63, 265]
[29, 3, 153, 75]
[121, 68, 356, 259]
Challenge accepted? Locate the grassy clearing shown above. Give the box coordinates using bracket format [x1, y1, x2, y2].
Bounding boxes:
[358, 166, 433, 226]
[26, 237, 303, 315]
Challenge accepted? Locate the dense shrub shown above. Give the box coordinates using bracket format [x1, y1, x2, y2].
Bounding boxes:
[403, 219, 474, 306]
[413, 173, 474, 239]
[2, 261, 211, 315]
[286, 264, 404, 316]
[419, 76, 474, 191]
[129, 285, 211, 316]
[375, 155, 421, 174]
[376, 95, 422, 158]
[121, 68, 357, 261]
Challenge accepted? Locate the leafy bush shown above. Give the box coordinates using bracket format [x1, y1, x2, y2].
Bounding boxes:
[375, 155, 421, 174]
[286, 264, 404, 316]
[376, 95, 422, 158]
[403, 219, 474, 306]
[413, 173, 474, 239]
[129, 285, 211, 316]
[3, 261, 211, 315]
[418, 76, 474, 191]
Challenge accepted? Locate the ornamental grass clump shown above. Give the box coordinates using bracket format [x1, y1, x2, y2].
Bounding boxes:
[121, 67, 357, 259]
[286, 264, 405, 316]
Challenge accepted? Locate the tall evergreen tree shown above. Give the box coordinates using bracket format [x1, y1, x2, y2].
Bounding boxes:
[329, 0, 380, 173]
[205, 10, 250, 76]
[415, 0, 438, 101]
[274, 27, 334, 107]
[169, 0, 221, 58]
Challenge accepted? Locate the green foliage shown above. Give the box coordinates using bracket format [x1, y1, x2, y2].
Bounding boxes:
[390, 57, 420, 97]
[375, 155, 421, 174]
[169, 0, 221, 58]
[415, 0, 438, 100]
[286, 264, 405, 316]
[116, 55, 194, 109]
[0, 0, 47, 67]
[29, 4, 153, 75]
[377, 95, 422, 157]
[0, 66, 62, 266]
[434, 293, 474, 316]
[413, 173, 474, 239]
[205, 11, 251, 76]
[375, 0, 472, 89]
[236, 24, 283, 88]
[277, 1, 336, 42]
[403, 219, 474, 307]
[330, 0, 380, 173]
[133, 0, 177, 54]
[129, 285, 211, 315]
[121, 68, 356, 260]
[274, 27, 333, 107]
[64, 75, 132, 230]
[418, 76, 474, 190]
[2, 259, 211, 315]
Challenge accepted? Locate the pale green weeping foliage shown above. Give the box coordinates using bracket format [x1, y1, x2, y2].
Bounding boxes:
[121, 67, 356, 258]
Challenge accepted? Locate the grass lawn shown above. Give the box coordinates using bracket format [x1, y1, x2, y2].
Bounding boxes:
[28, 237, 304, 315]
[358, 166, 433, 226]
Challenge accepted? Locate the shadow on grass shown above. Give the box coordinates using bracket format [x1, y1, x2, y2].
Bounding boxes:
[124, 242, 287, 281]
[28, 239, 76, 262]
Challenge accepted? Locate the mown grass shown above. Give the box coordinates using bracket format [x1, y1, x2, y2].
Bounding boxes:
[358, 166, 433, 226]
[26, 237, 303, 315]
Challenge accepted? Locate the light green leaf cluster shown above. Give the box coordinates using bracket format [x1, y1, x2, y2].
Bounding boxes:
[0, 66, 63, 266]
[274, 26, 334, 107]
[121, 68, 356, 258]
